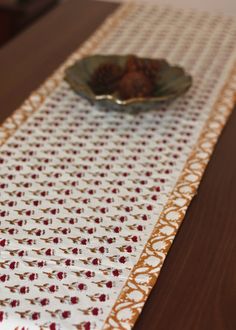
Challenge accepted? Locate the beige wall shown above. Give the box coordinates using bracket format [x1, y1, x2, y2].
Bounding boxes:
[103, 0, 236, 16]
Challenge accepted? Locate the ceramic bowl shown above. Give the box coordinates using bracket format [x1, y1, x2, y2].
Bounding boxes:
[65, 54, 192, 111]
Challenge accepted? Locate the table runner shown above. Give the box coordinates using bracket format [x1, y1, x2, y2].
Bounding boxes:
[0, 3, 236, 330]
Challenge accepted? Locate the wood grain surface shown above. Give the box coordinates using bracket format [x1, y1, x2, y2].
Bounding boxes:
[0, 1, 235, 329]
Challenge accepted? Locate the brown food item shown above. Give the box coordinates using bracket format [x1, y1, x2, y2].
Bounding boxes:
[118, 71, 154, 99]
[90, 56, 160, 99]
[140, 59, 160, 82]
[89, 63, 123, 95]
[125, 55, 160, 82]
[125, 55, 142, 72]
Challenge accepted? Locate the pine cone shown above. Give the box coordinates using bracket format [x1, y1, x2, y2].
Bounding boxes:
[89, 63, 123, 95]
[125, 55, 160, 83]
[118, 71, 154, 100]
[140, 59, 160, 82]
[125, 55, 141, 72]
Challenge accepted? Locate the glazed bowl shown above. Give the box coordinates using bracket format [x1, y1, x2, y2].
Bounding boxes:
[65, 54, 192, 111]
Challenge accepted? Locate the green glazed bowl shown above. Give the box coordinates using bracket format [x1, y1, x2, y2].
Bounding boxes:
[65, 54, 192, 111]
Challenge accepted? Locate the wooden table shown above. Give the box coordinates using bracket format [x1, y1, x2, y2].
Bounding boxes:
[0, 1, 235, 329]
[0, 0, 58, 46]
